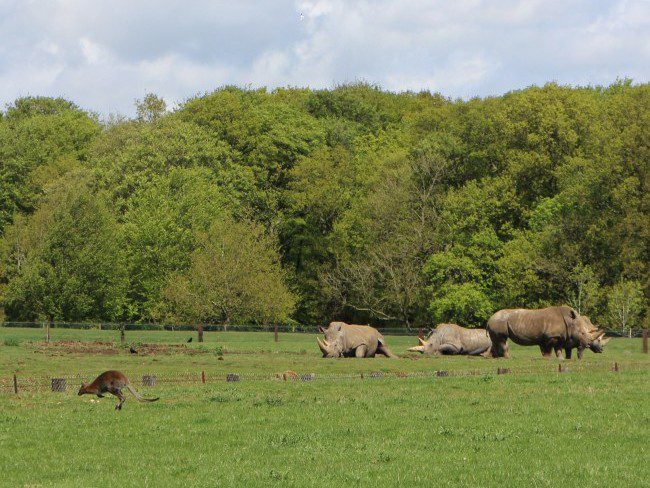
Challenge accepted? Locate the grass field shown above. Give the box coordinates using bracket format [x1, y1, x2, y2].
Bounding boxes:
[1, 327, 649, 487]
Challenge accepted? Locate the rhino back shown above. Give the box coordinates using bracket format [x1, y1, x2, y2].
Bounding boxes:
[463, 328, 492, 353]
[442, 324, 491, 354]
[341, 324, 380, 354]
[504, 307, 568, 344]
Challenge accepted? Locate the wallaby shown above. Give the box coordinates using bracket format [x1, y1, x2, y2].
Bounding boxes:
[78, 370, 159, 410]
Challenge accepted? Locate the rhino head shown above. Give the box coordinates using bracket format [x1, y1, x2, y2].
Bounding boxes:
[316, 322, 345, 358]
[580, 316, 610, 353]
[566, 309, 609, 353]
[408, 330, 440, 354]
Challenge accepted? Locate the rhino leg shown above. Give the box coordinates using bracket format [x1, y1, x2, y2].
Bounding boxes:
[438, 344, 461, 355]
[576, 347, 584, 360]
[564, 347, 572, 360]
[540, 344, 553, 358]
[489, 334, 509, 358]
[355, 345, 368, 358]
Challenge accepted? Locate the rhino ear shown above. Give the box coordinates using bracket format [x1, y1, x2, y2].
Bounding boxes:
[570, 309, 578, 319]
[318, 326, 325, 334]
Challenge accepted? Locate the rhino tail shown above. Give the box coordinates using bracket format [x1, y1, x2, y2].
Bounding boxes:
[377, 343, 398, 359]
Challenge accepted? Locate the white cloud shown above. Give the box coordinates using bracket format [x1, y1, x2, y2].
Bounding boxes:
[0, 0, 647, 115]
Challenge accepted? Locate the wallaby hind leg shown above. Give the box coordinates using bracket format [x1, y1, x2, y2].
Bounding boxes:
[110, 388, 126, 410]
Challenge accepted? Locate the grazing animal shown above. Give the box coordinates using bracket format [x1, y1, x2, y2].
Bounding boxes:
[78, 370, 159, 410]
[129, 347, 138, 354]
[317, 321, 397, 358]
[408, 323, 492, 356]
[487, 306, 606, 359]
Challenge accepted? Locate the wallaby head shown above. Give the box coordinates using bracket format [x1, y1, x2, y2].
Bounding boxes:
[78, 383, 90, 396]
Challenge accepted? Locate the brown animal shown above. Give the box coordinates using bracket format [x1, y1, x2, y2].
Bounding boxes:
[278, 370, 299, 380]
[317, 321, 397, 358]
[78, 370, 159, 410]
[487, 306, 605, 359]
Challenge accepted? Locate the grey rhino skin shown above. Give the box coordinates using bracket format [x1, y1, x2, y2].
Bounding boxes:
[408, 323, 492, 356]
[317, 322, 398, 358]
[487, 306, 605, 359]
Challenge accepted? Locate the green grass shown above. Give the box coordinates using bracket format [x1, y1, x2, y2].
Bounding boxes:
[0, 327, 649, 487]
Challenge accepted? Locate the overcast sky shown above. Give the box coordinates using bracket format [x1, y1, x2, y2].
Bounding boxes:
[1, 0, 648, 115]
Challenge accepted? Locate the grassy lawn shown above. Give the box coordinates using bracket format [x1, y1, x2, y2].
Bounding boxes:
[0, 327, 648, 487]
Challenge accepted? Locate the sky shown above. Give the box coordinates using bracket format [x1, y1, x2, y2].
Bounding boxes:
[0, 0, 648, 116]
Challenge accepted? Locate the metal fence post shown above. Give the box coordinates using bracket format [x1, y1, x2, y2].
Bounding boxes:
[643, 329, 648, 354]
[198, 323, 204, 343]
[274, 323, 279, 343]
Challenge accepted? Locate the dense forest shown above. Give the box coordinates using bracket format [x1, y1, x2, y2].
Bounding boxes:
[0, 81, 647, 332]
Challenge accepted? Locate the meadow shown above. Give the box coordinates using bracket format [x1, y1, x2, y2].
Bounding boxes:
[0, 327, 648, 487]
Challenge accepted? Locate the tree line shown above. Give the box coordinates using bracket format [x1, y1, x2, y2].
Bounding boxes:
[0, 82, 647, 333]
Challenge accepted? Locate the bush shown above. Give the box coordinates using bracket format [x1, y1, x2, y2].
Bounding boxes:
[3, 337, 20, 346]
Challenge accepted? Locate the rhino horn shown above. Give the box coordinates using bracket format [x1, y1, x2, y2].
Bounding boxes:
[600, 336, 612, 346]
[408, 345, 425, 353]
[316, 337, 329, 355]
[591, 329, 606, 341]
[418, 337, 427, 346]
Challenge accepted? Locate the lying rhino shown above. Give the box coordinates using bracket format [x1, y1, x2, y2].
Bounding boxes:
[487, 306, 606, 359]
[408, 323, 492, 356]
[317, 322, 397, 358]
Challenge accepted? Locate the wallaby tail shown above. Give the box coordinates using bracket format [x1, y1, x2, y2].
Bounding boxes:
[126, 384, 159, 402]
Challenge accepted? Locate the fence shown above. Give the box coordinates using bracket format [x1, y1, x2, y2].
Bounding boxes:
[0, 321, 422, 335]
[1, 321, 645, 337]
[3, 360, 645, 395]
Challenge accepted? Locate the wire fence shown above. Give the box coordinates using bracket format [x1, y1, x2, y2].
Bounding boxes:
[1, 321, 646, 337]
[3, 360, 646, 395]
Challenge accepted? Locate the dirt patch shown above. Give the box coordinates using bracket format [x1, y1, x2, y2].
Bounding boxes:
[29, 341, 216, 356]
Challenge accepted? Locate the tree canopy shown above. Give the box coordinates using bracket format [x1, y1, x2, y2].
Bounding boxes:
[0, 82, 648, 329]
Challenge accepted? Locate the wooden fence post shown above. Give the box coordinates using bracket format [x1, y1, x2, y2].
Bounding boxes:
[274, 323, 279, 343]
[13, 374, 18, 394]
[120, 326, 125, 345]
[198, 323, 204, 343]
[51, 378, 66, 392]
[643, 330, 648, 354]
[613, 362, 619, 372]
[201, 371, 206, 384]
[45, 320, 50, 343]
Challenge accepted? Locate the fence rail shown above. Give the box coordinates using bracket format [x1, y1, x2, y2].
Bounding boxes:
[2, 361, 646, 394]
[1, 321, 645, 337]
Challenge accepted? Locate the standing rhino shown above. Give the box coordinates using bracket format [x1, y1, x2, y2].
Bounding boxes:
[487, 306, 605, 359]
[317, 322, 397, 358]
[408, 323, 492, 356]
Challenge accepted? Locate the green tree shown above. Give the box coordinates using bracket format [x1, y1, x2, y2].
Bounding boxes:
[0, 172, 126, 321]
[135, 93, 167, 123]
[606, 280, 644, 337]
[164, 218, 295, 325]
